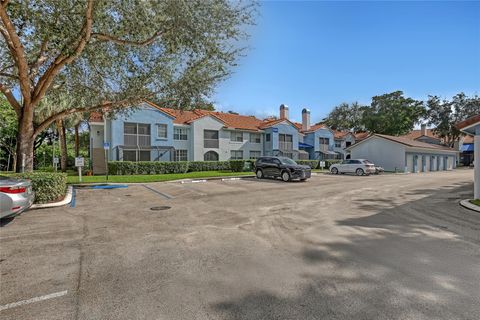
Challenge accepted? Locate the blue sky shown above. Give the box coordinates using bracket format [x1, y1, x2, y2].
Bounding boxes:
[213, 1, 480, 124]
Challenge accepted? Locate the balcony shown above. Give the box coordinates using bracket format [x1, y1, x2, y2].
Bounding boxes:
[124, 134, 151, 146]
[279, 141, 293, 151]
[204, 139, 219, 148]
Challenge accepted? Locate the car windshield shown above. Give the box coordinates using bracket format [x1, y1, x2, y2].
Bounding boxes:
[279, 157, 297, 165]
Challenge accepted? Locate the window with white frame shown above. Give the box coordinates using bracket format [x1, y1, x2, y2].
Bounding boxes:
[249, 151, 261, 159]
[124, 122, 151, 146]
[174, 127, 188, 140]
[174, 149, 188, 161]
[157, 124, 168, 139]
[122, 150, 150, 162]
[334, 140, 341, 148]
[231, 150, 243, 159]
[230, 131, 243, 142]
[249, 133, 261, 143]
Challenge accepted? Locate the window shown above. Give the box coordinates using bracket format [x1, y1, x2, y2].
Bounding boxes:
[157, 124, 167, 139]
[250, 133, 261, 143]
[230, 131, 243, 142]
[319, 137, 329, 145]
[174, 127, 188, 140]
[174, 149, 188, 161]
[266, 134, 271, 142]
[249, 151, 261, 159]
[124, 122, 151, 146]
[204, 130, 219, 148]
[346, 141, 352, 147]
[123, 150, 137, 162]
[231, 150, 243, 159]
[204, 150, 219, 161]
[279, 134, 293, 150]
[122, 150, 150, 162]
[334, 140, 341, 148]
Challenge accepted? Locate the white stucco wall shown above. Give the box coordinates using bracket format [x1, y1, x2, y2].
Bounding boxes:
[349, 136, 406, 172]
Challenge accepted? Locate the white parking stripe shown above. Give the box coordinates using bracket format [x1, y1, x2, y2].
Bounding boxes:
[0, 290, 68, 312]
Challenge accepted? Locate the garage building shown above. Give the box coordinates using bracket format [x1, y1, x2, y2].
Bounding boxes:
[346, 134, 458, 173]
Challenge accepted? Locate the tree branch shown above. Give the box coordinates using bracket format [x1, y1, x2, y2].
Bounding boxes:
[31, 0, 94, 107]
[91, 28, 164, 46]
[0, 5, 31, 105]
[0, 82, 21, 117]
[29, 37, 48, 78]
[33, 98, 139, 137]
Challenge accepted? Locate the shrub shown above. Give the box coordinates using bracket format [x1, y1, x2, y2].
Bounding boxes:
[325, 159, 342, 169]
[107, 160, 247, 175]
[229, 160, 245, 172]
[296, 160, 319, 169]
[11, 172, 67, 204]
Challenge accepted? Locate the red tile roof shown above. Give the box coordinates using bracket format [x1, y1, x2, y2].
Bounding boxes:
[354, 132, 370, 141]
[89, 111, 104, 122]
[463, 135, 474, 144]
[374, 134, 456, 151]
[400, 129, 442, 141]
[456, 115, 480, 130]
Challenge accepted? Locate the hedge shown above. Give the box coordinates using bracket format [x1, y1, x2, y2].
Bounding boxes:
[296, 160, 320, 169]
[11, 172, 67, 204]
[107, 160, 255, 175]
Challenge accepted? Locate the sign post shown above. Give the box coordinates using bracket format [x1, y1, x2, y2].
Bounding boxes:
[320, 161, 325, 171]
[75, 157, 85, 182]
[53, 157, 59, 172]
[103, 142, 110, 181]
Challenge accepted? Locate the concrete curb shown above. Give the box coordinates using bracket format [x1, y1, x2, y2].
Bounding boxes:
[459, 199, 480, 212]
[31, 186, 73, 209]
[173, 174, 255, 183]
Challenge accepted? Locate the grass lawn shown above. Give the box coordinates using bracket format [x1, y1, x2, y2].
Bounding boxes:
[470, 199, 480, 206]
[67, 171, 254, 184]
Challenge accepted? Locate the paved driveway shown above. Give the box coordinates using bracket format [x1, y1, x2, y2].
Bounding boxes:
[1, 170, 479, 320]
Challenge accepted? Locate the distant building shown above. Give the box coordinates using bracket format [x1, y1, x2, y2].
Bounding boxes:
[345, 133, 458, 173]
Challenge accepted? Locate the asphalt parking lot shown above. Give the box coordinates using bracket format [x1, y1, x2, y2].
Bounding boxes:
[1, 169, 479, 320]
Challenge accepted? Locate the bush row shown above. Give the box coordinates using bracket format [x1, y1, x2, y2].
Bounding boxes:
[11, 172, 67, 204]
[296, 159, 343, 169]
[107, 160, 255, 175]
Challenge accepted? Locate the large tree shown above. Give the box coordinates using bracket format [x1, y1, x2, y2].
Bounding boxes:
[427, 93, 480, 147]
[361, 91, 426, 136]
[0, 0, 255, 172]
[323, 102, 365, 131]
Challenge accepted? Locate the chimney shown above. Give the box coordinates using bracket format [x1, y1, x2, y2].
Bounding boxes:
[421, 124, 427, 136]
[279, 104, 289, 120]
[302, 108, 310, 131]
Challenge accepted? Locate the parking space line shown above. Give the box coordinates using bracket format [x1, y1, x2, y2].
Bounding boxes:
[0, 229, 78, 240]
[0, 290, 68, 312]
[142, 184, 174, 199]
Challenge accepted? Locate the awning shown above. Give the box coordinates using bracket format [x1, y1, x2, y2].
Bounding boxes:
[460, 144, 474, 152]
[319, 150, 337, 155]
[299, 142, 314, 148]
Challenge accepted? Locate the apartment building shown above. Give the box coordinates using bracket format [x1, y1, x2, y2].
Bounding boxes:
[89, 101, 337, 173]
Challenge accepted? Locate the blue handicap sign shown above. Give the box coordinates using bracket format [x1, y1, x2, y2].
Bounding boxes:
[103, 142, 110, 150]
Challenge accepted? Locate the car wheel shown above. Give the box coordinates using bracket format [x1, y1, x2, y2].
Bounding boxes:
[331, 167, 338, 175]
[300, 178, 307, 182]
[281, 171, 291, 182]
[356, 168, 364, 176]
[256, 169, 264, 179]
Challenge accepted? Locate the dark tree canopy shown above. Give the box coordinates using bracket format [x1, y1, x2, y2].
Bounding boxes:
[427, 93, 480, 147]
[323, 102, 365, 131]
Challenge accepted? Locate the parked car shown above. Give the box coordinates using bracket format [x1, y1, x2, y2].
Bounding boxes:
[0, 176, 35, 219]
[330, 159, 376, 176]
[254, 156, 311, 182]
[375, 166, 385, 174]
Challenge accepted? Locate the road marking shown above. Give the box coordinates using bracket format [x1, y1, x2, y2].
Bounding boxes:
[142, 184, 174, 199]
[0, 290, 68, 312]
[0, 229, 78, 240]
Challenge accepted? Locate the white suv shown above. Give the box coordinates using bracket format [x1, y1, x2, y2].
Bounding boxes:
[330, 159, 376, 176]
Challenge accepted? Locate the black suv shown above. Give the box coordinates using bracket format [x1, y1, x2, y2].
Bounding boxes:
[254, 156, 311, 182]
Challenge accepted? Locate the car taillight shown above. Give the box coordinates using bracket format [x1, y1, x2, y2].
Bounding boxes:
[0, 186, 27, 194]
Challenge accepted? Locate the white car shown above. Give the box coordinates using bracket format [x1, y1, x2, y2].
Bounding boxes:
[330, 159, 376, 176]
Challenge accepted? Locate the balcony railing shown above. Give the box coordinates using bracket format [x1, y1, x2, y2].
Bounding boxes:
[279, 141, 293, 151]
[124, 134, 151, 146]
[204, 139, 219, 148]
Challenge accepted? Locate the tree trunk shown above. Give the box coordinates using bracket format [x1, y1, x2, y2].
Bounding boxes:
[74, 124, 80, 157]
[56, 119, 68, 172]
[15, 107, 35, 173]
